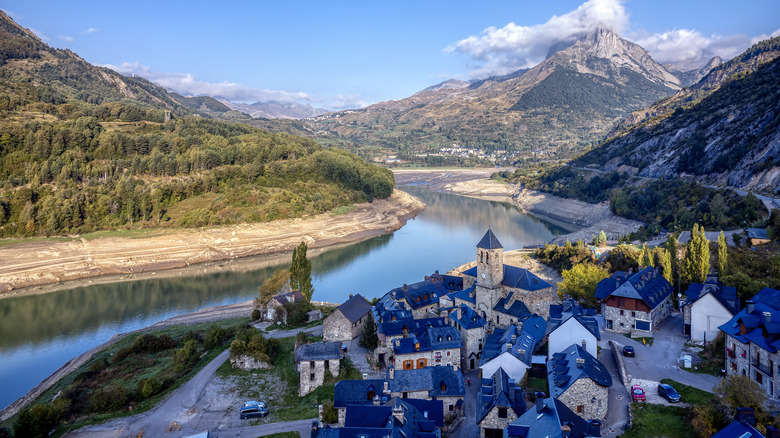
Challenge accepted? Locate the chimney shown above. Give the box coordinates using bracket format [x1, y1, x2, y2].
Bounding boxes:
[536, 393, 545, 413]
[392, 404, 405, 423]
[582, 339, 587, 350]
[403, 284, 408, 291]
[766, 426, 780, 438]
[389, 366, 394, 380]
[511, 334, 517, 342]
[576, 358, 586, 368]
[384, 380, 389, 393]
[349, 293, 353, 299]
[561, 423, 572, 438]
[589, 420, 602, 437]
[747, 300, 755, 314]
[764, 312, 772, 323]
[563, 300, 572, 313]
[736, 407, 756, 426]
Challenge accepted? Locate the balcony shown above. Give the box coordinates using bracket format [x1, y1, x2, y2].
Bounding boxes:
[752, 360, 774, 377]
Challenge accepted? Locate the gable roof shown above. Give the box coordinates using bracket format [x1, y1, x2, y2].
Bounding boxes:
[334, 379, 388, 408]
[747, 228, 768, 240]
[712, 419, 766, 438]
[478, 229, 503, 249]
[547, 299, 601, 340]
[324, 398, 441, 438]
[450, 304, 488, 330]
[719, 288, 780, 353]
[337, 294, 372, 323]
[389, 275, 457, 310]
[295, 341, 342, 362]
[380, 317, 448, 339]
[494, 293, 533, 320]
[388, 366, 465, 398]
[547, 344, 612, 398]
[595, 267, 672, 309]
[448, 283, 477, 304]
[269, 290, 305, 306]
[463, 265, 552, 291]
[506, 397, 594, 438]
[684, 277, 739, 315]
[393, 325, 461, 355]
[477, 367, 526, 424]
[481, 318, 546, 367]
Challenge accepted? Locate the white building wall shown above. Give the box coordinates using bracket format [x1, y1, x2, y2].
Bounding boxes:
[690, 294, 733, 343]
[479, 352, 529, 382]
[548, 318, 598, 359]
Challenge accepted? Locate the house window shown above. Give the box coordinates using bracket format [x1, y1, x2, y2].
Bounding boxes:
[438, 336, 443, 342]
[606, 320, 613, 330]
[418, 358, 427, 368]
[325, 360, 329, 370]
[577, 405, 584, 413]
[620, 310, 624, 316]
[310, 373, 315, 381]
[447, 335, 452, 341]
[367, 390, 375, 400]
[631, 311, 636, 317]
[497, 315, 500, 324]
[310, 361, 315, 368]
[403, 360, 413, 370]
[448, 404, 454, 412]
[498, 408, 507, 418]
[756, 372, 763, 384]
[403, 392, 408, 399]
[447, 351, 450, 356]
[435, 352, 442, 363]
[732, 361, 737, 371]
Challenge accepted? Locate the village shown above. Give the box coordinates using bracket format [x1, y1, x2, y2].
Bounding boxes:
[277, 229, 780, 438]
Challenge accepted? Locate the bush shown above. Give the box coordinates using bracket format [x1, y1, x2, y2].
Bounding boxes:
[138, 378, 161, 399]
[89, 387, 129, 412]
[173, 339, 200, 374]
[321, 402, 338, 424]
[204, 325, 231, 349]
[283, 300, 313, 327]
[12, 404, 59, 438]
[251, 308, 261, 321]
[229, 329, 279, 362]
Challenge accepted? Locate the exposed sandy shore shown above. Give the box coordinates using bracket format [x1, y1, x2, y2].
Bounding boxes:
[0, 189, 425, 295]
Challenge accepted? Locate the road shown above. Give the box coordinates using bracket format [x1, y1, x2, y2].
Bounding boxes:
[64, 324, 324, 438]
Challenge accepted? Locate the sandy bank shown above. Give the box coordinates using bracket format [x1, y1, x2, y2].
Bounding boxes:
[0, 189, 425, 295]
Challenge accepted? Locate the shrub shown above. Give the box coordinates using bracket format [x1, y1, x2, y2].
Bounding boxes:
[173, 339, 200, 374]
[12, 404, 59, 438]
[204, 325, 231, 349]
[251, 308, 261, 321]
[138, 378, 161, 399]
[89, 387, 129, 413]
[321, 402, 338, 424]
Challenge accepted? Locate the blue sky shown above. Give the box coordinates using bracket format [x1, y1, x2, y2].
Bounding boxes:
[3, 0, 778, 110]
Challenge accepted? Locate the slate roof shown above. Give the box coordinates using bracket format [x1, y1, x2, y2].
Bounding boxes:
[450, 304, 487, 330]
[477, 229, 503, 249]
[494, 294, 533, 320]
[320, 399, 440, 438]
[337, 294, 372, 323]
[381, 317, 448, 339]
[712, 419, 766, 438]
[393, 325, 461, 355]
[506, 397, 594, 438]
[719, 288, 780, 353]
[448, 283, 477, 304]
[548, 344, 612, 398]
[463, 265, 552, 291]
[481, 316, 545, 367]
[547, 299, 601, 340]
[684, 277, 739, 315]
[334, 379, 387, 408]
[477, 367, 526, 424]
[295, 341, 342, 362]
[269, 290, 305, 306]
[388, 366, 465, 398]
[594, 267, 672, 309]
[390, 277, 453, 310]
[747, 228, 768, 240]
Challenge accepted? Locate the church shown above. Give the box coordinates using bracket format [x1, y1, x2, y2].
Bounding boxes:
[456, 230, 557, 327]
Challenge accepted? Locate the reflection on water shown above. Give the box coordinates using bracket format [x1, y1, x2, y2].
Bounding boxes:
[0, 184, 576, 410]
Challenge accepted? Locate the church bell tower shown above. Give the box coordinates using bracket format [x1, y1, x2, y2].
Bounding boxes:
[475, 229, 504, 322]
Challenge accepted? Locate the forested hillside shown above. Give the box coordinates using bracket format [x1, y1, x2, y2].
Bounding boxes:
[0, 12, 393, 238]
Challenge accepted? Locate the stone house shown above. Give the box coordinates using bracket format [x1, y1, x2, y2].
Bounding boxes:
[447, 304, 487, 371]
[480, 315, 546, 382]
[333, 379, 389, 426]
[462, 230, 558, 323]
[393, 325, 461, 370]
[386, 365, 465, 422]
[595, 267, 673, 334]
[313, 399, 441, 437]
[477, 367, 526, 438]
[388, 272, 463, 319]
[546, 299, 601, 359]
[323, 293, 371, 341]
[505, 396, 602, 438]
[265, 290, 305, 323]
[548, 344, 612, 421]
[682, 276, 739, 342]
[377, 316, 449, 368]
[294, 341, 341, 396]
[719, 288, 780, 399]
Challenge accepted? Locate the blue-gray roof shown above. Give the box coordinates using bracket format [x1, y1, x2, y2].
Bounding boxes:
[595, 267, 672, 309]
[320, 399, 440, 438]
[712, 419, 767, 438]
[295, 341, 341, 362]
[338, 294, 372, 323]
[547, 344, 612, 398]
[494, 293, 533, 320]
[390, 278, 452, 310]
[381, 317, 448, 339]
[450, 304, 487, 330]
[477, 367, 526, 424]
[334, 379, 387, 408]
[684, 277, 739, 315]
[393, 325, 461, 354]
[747, 228, 768, 240]
[506, 397, 594, 438]
[388, 366, 465, 398]
[463, 265, 552, 291]
[480, 317, 545, 367]
[719, 288, 780, 353]
[448, 283, 477, 304]
[547, 300, 601, 340]
[477, 229, 503, 249]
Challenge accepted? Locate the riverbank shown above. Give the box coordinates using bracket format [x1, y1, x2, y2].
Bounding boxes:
[0, 189, 425, 295]
[393, 168, 643, 243]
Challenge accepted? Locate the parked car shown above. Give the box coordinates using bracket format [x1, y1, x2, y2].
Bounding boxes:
[631, 385, 646, 402]
[623, 345, 635, 357]
[658, 384, 681, 403]
[240, 401, 269, 419]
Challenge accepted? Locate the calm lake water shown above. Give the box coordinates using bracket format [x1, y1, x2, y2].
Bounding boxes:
[0, 185, 576, 410]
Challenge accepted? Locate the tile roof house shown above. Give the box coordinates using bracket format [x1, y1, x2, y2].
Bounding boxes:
[448, 304, 488, 371]
[323, 293, 372, 341]
[547, 344, 612, 420]
[477, 367, 526, 438]
[712, 407, 779, 438]
[546, 298, 601, 359]
[386, 365, 465, 422]
[393, 325, 462, 370]
[295, 341, 342, 396]
[374, 315, 448, 372]
[480, 315, 546, 382]
[333, 379, 389, 426]
[505, 396, 602, 438]
[719, 288, 780, 399]
[595, 267, 673, 334]
[264, 290, 305, 323]
[388, 273, 462, 318]
[314, 399, 441, 438]
[682, 275, 739, 342]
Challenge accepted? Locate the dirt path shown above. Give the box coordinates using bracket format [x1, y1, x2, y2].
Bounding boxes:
[0, 190, 425, 295]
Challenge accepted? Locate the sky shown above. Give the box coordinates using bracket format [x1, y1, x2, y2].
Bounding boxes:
[2, 0, 779, 110]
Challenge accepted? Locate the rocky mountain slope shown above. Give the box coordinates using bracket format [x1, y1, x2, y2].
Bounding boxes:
[219, 99, 328, 119]
[574, 37, 780, 193]
[306, 28, 686, 160]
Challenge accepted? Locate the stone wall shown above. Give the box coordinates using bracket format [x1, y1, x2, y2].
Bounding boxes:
[728, 334, 780, 399]
[558, 378, 608, 421]
[461, 327, 485, 371]
[390, 390, 428, 399]
[394, 350, 432, 370]
[298, 358, 340, 396]
[323, 310, 352, 341]
[479, 405, 519, 438]
[725, 334, 750, 376]
[439, 395, 463, 423]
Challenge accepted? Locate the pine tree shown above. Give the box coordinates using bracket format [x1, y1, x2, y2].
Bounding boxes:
[718, 231, 728, 275]
[290, 241, 314, 301]
[359, 311, 378, 350]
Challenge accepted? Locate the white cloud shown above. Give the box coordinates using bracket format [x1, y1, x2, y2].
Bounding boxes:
[84, 28, 99, 35]
[103, 62, 314, 103]
[636, 29, 755, 70]
[446, 0, 629, 77]
[329, 94, 369, 110]
[59, 35, 74, 43]
[29, 27, 50, 42]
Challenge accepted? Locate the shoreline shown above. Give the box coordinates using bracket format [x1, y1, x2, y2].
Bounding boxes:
[0, 189, 425, 297]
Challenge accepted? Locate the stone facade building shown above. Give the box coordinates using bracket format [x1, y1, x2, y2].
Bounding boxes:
[447, 304, 487, 371]
[264, 290, 305, 323]
[387, 365, 465, 422]
[596, 267, 673, 334]
[388, 272, 463, 319]
[719, 288, 780, 399]
[682, 275, 739, 342]
[323, 293, 371, 341]
[477, 367, 526, 438]
[548, 344, 612, 421]
[506, 396, 602, 438]
[393, 325, 461, 370]
[295, 341, 341, 396]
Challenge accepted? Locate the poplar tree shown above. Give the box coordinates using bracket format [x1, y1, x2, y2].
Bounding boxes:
[661, 249, 673, 284]
[641, 243, 654, 267]
[718, 231, 728, 276]
[684, 224, 710, 284]
[290, 241, 314, 301]
[666, 235, 679, 290]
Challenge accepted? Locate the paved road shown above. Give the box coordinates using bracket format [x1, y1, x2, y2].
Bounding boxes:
[64, 324, 325, 438]
[449, 368, 480, 438]
[599, 344, 631, 437]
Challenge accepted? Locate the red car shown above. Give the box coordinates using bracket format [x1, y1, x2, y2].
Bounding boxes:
[631, 385, 646, 402]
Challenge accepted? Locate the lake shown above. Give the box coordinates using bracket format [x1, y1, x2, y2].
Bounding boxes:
[0, 185, 576, 410]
